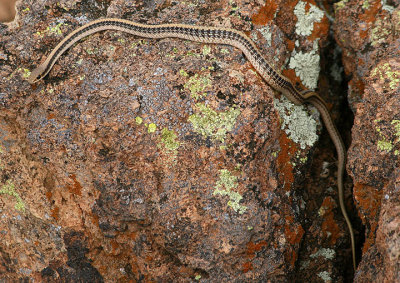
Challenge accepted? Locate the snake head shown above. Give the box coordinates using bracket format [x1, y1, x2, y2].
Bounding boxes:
[28, 65, 45, 84]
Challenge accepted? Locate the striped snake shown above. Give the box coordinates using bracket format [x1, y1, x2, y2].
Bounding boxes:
[28, 18, 356, 270]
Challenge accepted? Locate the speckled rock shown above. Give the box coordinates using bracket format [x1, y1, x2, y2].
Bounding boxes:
[0, 0, 354, 282]
[334, 0, 400, 281]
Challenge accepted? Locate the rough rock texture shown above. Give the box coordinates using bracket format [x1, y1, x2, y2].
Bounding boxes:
[334, 0, 400, 282]
[0, 0, 357, 282]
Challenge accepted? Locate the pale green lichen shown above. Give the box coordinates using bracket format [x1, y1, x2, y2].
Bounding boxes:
[294, 1, 324, 37]
[183, 73, 212, 99]
[371, 62, 400, 90]
[189, 103, 240, 143]
[195, 274, 201, 280]
[273, 96, 318, 149]
[0, 180, 25, 212]
[159, 128, 180, 152]
[310, 248, 335, 260]
[213, 169, 247, 214]
[318, 271, 332, 283]
[289, 40, 320, 89]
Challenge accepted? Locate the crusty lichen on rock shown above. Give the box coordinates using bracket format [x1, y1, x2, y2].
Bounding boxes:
[189, 103, 240, 143]
[293, 1, 324, 37]
[273, 96, 318, 150]
[213, 169, 247, 214]
[289, 40, 320, 89]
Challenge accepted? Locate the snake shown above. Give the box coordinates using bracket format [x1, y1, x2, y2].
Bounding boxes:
[28, 18, 356, 270]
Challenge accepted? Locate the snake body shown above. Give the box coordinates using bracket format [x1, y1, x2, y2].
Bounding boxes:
[28, 18, 356, 270]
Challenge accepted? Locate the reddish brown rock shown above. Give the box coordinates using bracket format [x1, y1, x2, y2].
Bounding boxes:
[0, 0, 355, 281]
[334, 0, 400, 281]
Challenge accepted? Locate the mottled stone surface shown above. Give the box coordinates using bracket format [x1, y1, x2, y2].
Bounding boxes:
[0, 0, 356, 282]
[334, 0, 400, 282]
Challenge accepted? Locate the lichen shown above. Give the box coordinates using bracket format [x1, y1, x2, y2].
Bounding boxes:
[334, 0, 349, 10]
[0, 180, 25, 212]
[273, 96, 318, 149]
[289, 40, 320, 89]
[202, 45, 211, 56]
[159, 128, 180, 152]
[213, 169, 247, 214]
[188, 103, 240, 143]
[183, 73, 212, 99]
[371, 62, 400, 90]
[310, 248, 336, 260]
[135, 116, 143, 125]
[146, 123, 157, 133]
[317, 271, 332, 283]
[294, 1, 324, 37]
[370, 18, 391, 46]
[362, 0, 371, 9]
[377, 140, 393, 152]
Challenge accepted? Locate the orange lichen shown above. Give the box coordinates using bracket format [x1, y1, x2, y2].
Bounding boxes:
[252, 0, 279, 25]
[246, 240, 267, 259]
[50, 206, 59, 220]
[47, 113, 56, 120]
[353, 182, 382, 253]
[349, 77, 365, 96]
[277, 133, 298, 191]
[284, 215, 305, 245]
[320, 197, 340, 245]
[285, 249, 297, 267]
[242, 261, 253, 273]
[308, 13, 329, 42]
[282, 69, 302, 87]
[67, 174, 82, 196]
[358, 0, 382, 39]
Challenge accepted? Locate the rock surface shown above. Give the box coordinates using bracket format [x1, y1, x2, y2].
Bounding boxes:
[0, 0, 372, 282]
[334, 0, 400, 282]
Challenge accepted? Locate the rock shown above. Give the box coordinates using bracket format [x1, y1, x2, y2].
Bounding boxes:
[334, 0, 400, 281]
[0, 0, 356, 281]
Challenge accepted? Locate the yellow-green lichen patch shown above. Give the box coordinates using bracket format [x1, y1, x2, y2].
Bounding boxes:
[182, 73, 212, 99]
[189, 103, 240, 143]
[362, 0, 371, 9]
[135, 116, 143, 125]
[195, 274, 201, 280]
[273, 96, 318, 149]
[202, 45, 211, 56]
[375, 119, 400, 154]
[370, 18, 391, 47]
[334, 0, 349, 10]
[377, 139, 393, 152]
[46, 22, 68, 35]
[0, 180, 25, 212]
[391, 120, 400, 137]
[371, 61, 400, 90]
[294, 1, 324, 37]
[213, 169, 247, 214]
[159, 128, 180, 152]
[146, 123, 157, 133]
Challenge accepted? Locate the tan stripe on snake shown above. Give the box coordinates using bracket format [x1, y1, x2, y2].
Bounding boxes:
[28, 18, 356, 270]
